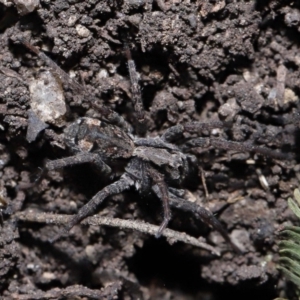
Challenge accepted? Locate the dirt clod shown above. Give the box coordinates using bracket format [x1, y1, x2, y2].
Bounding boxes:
[0, 1, 299, 299]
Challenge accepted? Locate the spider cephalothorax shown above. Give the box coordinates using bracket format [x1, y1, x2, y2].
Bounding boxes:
[21, 39, 288, 252]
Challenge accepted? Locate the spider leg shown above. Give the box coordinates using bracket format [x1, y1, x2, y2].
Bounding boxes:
[124, 45, 146, 135]
[167, 189, 241, 253]
[23, 153, 111, 189]
[148, 167, 171, 238]
[65, 174, 135, 232]
[184, 121, 231, 133]
[20, 39, 132, 132]
[20, 153, 111, 190]
[134, 137, 179, 151]
[20, 38, 82, 93]
[161, 125, 184, 143]
[183, 137, 289, 160]
[46, 152, 111, 174]
[91, 100, 132, 132]
[161, 121, 230, 143]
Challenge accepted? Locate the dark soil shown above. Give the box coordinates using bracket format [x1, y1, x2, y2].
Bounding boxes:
[0, 0, 300, 299]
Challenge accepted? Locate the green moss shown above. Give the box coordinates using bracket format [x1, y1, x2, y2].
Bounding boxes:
[278, 189, 300, 290]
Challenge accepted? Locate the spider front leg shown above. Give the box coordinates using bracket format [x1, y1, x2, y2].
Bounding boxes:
[25, 153, 111, 190]
[65, 174, 134, 232]
[20, 39, 132, 132]
[46, 152, 111, 175]
[21, 152, 111, 190]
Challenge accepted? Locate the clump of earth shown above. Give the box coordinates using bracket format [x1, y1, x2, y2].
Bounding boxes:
[0, 1, 299, 299]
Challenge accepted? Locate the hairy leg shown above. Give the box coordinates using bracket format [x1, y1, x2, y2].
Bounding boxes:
[46, 152, 111, 175]
[20, 38, 82, 92]
[20, 39, 132, 132]
[148, 167, 171, 238]
[161, 121, 230, 143]
[183, 137, 289, 160]
[22, 153, 111, 190]
[167, 189, 241, 253]
[152, 185, 240, 251]
[124, 45, 146, 135]
[134, 137, 179, 151]
[65, 174, 134, 232]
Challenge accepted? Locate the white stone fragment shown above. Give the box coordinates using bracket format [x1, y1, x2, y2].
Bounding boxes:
[97, 69, 108, 79]
[68, 15, 78, 27]
[85, 245, 98, 264]
[0, 0, 13, 7]
[284, 88, 298, 104]
[294, 55, 300, 67]
[76, 24, 91, 38]
[13, 0, 39, 15]
[42, 272, 56, 280]
[29, 70, 66, 126]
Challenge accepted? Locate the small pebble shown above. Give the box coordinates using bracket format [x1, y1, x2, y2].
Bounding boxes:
[29, 70, 66, 126]
[13, 0, 39, 15]
[285, 9, 300, 27]
[76, 24, 91, 38]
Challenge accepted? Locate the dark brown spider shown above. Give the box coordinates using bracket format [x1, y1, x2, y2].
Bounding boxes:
[20, 39, 288, 252]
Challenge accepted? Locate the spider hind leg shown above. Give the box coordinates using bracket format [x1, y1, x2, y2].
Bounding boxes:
[149, 167, 172, 237]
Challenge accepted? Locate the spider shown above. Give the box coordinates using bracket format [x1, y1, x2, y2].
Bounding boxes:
[20, 39, 288, 252]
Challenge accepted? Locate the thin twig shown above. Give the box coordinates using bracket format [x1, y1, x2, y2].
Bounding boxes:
[16, 211, 220, 255]
[8, 282, 121, 300]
